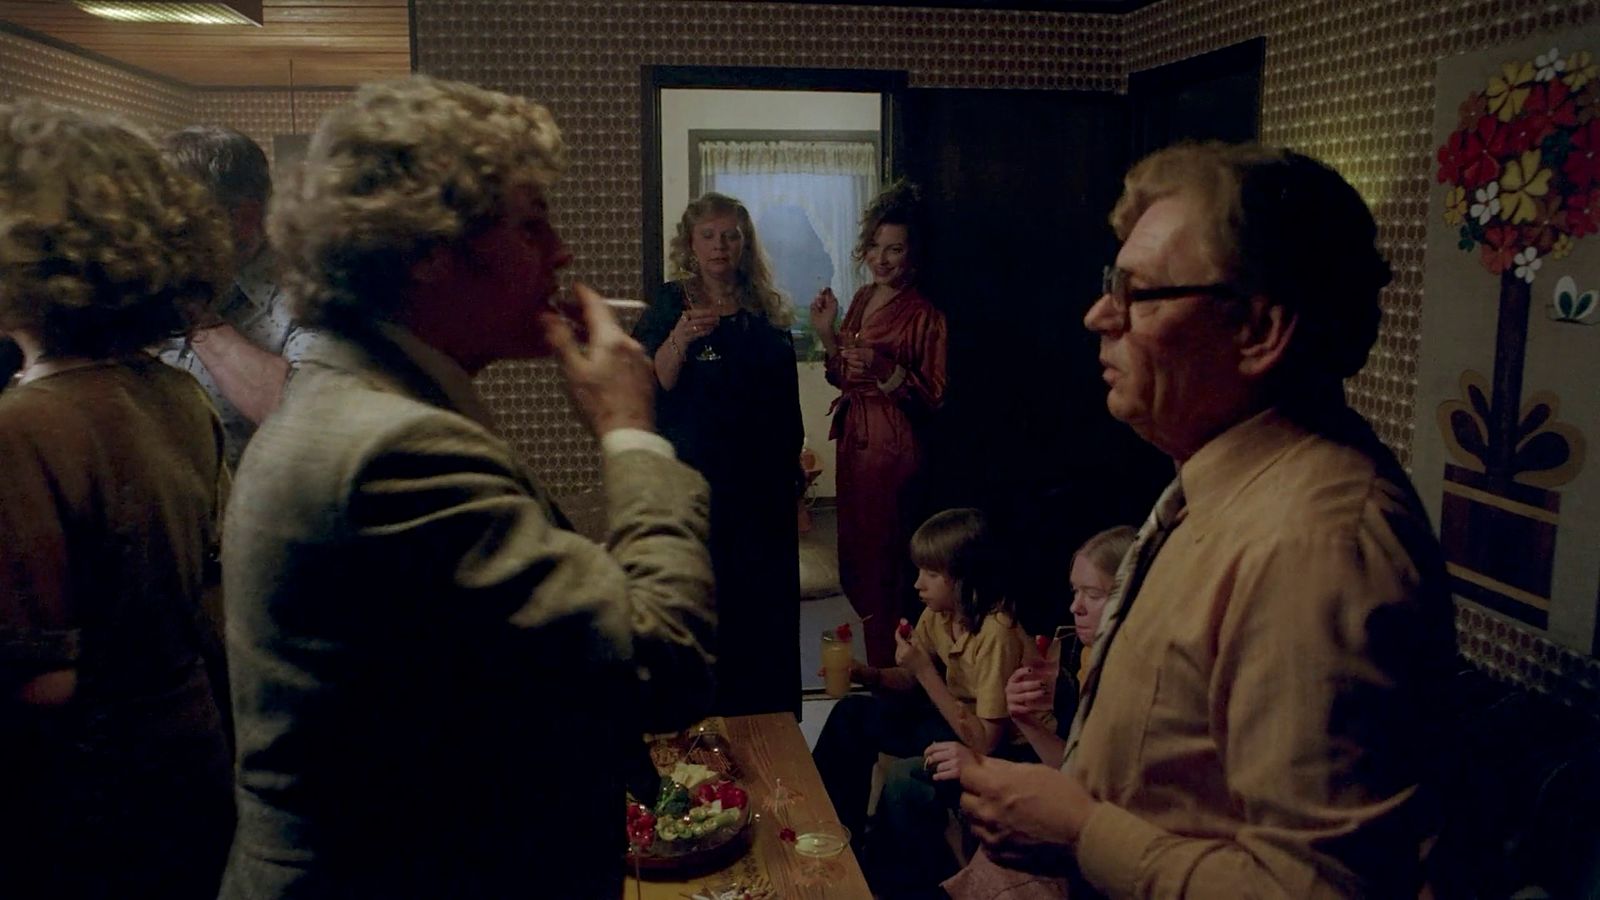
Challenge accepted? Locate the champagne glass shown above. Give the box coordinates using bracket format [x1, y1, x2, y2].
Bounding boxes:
[838, 329, 866, 381]
[785, 819, 850, 899]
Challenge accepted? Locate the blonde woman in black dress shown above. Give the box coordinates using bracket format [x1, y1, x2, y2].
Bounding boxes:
[635, 192, 804, 716]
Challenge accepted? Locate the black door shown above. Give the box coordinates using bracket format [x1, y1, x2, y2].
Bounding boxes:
[1130, 37, 1265, 158]
[898, 88, 1170, 633]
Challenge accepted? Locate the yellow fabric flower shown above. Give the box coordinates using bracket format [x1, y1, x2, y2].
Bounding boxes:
[1552, 234, 1574, 259]
[1443, 185, 1467, 225]
[1488, 61, 1536, 121]
[1564, 51, 1598, 89]
[1499, 151, 1553, 224]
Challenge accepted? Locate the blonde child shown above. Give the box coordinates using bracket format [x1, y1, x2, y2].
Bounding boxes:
[931, 525, 1136, 900]
[1004, 524, 1134, 767]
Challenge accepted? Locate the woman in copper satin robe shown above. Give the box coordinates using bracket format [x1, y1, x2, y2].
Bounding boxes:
[810, 181, 948, 666]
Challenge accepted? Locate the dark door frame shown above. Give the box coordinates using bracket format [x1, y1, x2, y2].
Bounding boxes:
[639, 65, 908, 303]
[1128, 36, 1266, 158]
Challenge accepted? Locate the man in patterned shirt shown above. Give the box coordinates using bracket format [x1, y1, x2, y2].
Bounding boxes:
[162, 126, 313, 469]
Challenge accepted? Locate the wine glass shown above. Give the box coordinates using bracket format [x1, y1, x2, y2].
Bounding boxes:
[684, 291, 722, 362]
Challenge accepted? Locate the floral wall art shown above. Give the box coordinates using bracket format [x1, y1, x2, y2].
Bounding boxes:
[1416, 28, 1600, 654]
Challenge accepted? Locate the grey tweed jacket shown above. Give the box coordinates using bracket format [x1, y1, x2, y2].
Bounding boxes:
[217, 325, 714, 899]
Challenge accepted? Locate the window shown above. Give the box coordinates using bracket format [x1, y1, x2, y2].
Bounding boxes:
[692, 131, 880, 358]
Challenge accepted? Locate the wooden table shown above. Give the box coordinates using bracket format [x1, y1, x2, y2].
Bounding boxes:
[623, 713, 872, 900]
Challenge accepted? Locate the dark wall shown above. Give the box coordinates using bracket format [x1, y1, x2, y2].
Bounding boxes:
[900, 88, 1170, 633]
[1129, 37, 1265, 159]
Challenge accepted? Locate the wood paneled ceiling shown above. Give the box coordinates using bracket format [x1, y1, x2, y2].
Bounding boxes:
[0, 0, 411, 87]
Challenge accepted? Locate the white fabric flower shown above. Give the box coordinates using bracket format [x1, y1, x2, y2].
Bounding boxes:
[1471, 183, 1502, 224]
[1514, 247, 1542, 283]
[1536, 48, 1566, 81]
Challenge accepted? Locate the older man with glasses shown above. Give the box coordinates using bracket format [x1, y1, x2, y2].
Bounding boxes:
[941, 143, 1456, 899]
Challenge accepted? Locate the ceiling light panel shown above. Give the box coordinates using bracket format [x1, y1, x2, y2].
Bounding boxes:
[71, 1, 263, 26]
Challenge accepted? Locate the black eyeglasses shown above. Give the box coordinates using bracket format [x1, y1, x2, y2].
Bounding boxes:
[1099, 266, 1241, 324]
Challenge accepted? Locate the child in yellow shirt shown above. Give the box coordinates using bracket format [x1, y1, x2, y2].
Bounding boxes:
[812, 508, 1037, 898]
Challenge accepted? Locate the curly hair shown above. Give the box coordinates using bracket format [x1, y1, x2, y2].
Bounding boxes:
[910, 507, 1011, 630]
[269, 76, 567, 329]
[852, 179, 924, 273]
[0, 100, 231, 358]
[667, 192, 790, 327]
[1111, 142, 1393, 384]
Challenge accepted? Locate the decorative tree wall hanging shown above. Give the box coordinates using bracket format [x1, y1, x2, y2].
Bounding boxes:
[1432, 45, 1593, 631]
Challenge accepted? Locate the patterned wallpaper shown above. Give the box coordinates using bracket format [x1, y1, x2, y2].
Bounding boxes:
[0, 30, 190, 133]
[411, 0, 1124, 499]
[408, 0, 1600, 699]
[1122, 0, 1600, 713]
[1128, 0, 1600, 472]
[193, 90, 356, 168]
[0, 31, 354, 159]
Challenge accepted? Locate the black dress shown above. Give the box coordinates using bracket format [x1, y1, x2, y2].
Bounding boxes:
[634, 281, 803, 717]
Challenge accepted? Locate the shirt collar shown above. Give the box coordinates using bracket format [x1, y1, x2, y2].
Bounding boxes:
[233, 248, 280, 311]
[376, 323, 497, 429]
[299, 322, 496, 431]
[1177, 407, 1306, 520]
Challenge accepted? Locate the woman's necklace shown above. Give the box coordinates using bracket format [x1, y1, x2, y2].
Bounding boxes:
[20, 354, 105, 385]
[689, 277, 737, 314]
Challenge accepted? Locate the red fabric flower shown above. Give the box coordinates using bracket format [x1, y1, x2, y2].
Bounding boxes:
[1438, 126, 1481, 185]
[1479, 226, 1521, 274]
[1439, 116, 1507, 189]
[1496, 83, 1575, 169]
[1565, 119, 1600, 189]
[1501, 110, 1556, 155]
[1560, 190, 1600, 238]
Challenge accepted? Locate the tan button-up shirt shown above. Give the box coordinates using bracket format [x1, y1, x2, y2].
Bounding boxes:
[1068, 408, 1454, 898]
[913, 608, 1032, 723]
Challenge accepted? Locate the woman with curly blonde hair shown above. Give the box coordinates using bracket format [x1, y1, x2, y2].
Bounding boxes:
[633, 191, 803, 715]
[0, 100, 234, 899]
[809, 180, 949, 666]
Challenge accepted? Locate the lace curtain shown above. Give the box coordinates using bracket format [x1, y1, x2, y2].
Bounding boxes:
[700, 140, 880, 320]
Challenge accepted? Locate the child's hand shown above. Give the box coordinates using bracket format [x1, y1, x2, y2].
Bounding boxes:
[893, 619, 932, 676]
[1006, 666, 1052, 721]
[924, 740, 976, 782]
[848, 660, 876, 685]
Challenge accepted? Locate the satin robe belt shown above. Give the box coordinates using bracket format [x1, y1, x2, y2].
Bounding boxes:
[827, 385, 897, 444]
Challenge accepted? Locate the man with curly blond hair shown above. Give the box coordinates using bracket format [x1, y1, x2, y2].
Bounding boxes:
[218, 76, 716, 899]
[0, 100, 236, 899]
[160, 125, 311, 470]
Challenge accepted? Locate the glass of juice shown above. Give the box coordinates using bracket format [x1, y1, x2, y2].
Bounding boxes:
[820, 628, 853, 699]
[1026, 629, 1067, 714]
